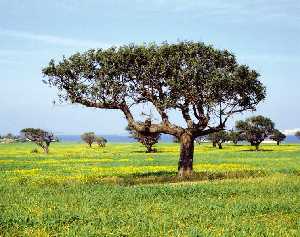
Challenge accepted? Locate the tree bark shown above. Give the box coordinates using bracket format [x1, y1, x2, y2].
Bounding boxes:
[178, 133, 194, 177]
[43, 145, 49, 154]
[212, 142, 216, 147]
[146, 146, 154, 153]
[277, 141, 280, 146]
[218, 143, 222, 149]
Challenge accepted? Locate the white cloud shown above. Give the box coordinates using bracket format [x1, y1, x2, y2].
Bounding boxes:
[0, 28, 115, 48]
[282, 128, 300, 135]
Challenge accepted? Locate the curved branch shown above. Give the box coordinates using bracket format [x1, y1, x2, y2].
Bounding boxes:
[121, 104, 182, 136]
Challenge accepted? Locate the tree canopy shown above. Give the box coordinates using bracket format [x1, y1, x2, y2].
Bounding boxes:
[207, 130, 229, 149]
[81, 132, 96, 147]
[127, 124, 160, 153]
[20, 128, 57, 154]
[95, 136, 107, 147]
[270, 129, 286, 145]
[43, 41, 266, 176]
[236, 116, 274, 150]
[228, 130, 244, 145]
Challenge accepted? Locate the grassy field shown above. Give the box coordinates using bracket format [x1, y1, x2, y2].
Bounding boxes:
[0, 142, 299, 236]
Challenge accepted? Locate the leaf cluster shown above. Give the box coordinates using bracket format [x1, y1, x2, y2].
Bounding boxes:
[126, 125, 160, 152]
[269, 129, 286, 143]
[236, 116, 275, 146]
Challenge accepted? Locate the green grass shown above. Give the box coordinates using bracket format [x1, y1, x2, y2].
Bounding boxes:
[0, 142, 300, 236]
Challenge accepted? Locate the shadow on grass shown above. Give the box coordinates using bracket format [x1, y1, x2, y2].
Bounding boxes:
[240, 149, 274, 152]
[14, 169, 268, 187]
[130, 150, 176, 154]
[86, 170, 268, 186]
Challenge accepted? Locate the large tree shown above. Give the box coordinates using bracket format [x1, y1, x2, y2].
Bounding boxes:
[43, 41, 265, 176]
[236, 116, 274, 151]
[20, 128, 57, 154]
[270, 129, 286, 145]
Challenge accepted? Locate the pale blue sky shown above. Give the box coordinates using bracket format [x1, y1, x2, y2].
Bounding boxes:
[0, 0, 299, 135]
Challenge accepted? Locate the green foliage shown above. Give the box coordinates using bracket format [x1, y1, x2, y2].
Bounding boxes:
[42, 42, 265, 112]
[81, 132, 96, 147]
[207, 131, 229, 149]
[228, 130, 244, 144]
[236, 116, 275, 150]
[95, 136, 107, 147]
[20, 128, 57, 153]
[127, 125, 160, 152]
[270, 129, 286, 145]
[42, 41, 266, 138]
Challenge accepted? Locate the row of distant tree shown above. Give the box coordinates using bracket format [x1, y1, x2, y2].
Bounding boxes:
[0, 129, 107, 154]
[1, 116, 300, 154]
[206, 116, 300, 150]
[132, 115, 300, 152]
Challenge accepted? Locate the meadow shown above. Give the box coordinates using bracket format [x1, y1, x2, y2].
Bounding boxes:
[0, 142, 299, 236]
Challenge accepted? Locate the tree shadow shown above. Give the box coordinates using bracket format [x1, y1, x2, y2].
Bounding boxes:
[85, 170, 267, 186]
[130, 150, 174, 154]
[240, 149, 274, 152]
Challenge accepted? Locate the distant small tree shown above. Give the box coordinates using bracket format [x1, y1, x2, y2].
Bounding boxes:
[81, 132, 96, 147]
[295, 131, 300, 140]
[95, 136, 107, 147]
[20, 128, 57, 154]
[207, 131, 229, 149]
[4, 133, 14, 139]
[236, 115, 274, 151]
[127, 125, 160, 153]
[270, 129, 286, 145]
[228, 130, 244, 145]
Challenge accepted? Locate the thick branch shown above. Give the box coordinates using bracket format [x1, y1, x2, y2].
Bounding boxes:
[121, 104, 182, 136]
[180, 104, 194, 128]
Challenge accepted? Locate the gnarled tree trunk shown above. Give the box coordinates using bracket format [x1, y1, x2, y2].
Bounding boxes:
[42, 145, 49, 154]
[146, 145, 154, 153]
[178, 133, 194, 177]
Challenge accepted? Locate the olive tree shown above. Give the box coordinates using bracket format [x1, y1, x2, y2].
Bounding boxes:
[95, 136, 107, 147]
[81, 132, 96, 147]
[270, 129, 286, 145]
[20, 128, 57, 154]
[127, 124, 160, 153]
[43, 41, 265, 176]
[228, 130, 244, 145]
[207, 131, 229, 149]
[236, 116, 274, 151]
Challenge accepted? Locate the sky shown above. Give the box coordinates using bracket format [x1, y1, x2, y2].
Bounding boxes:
[0, 0, 300, 135]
